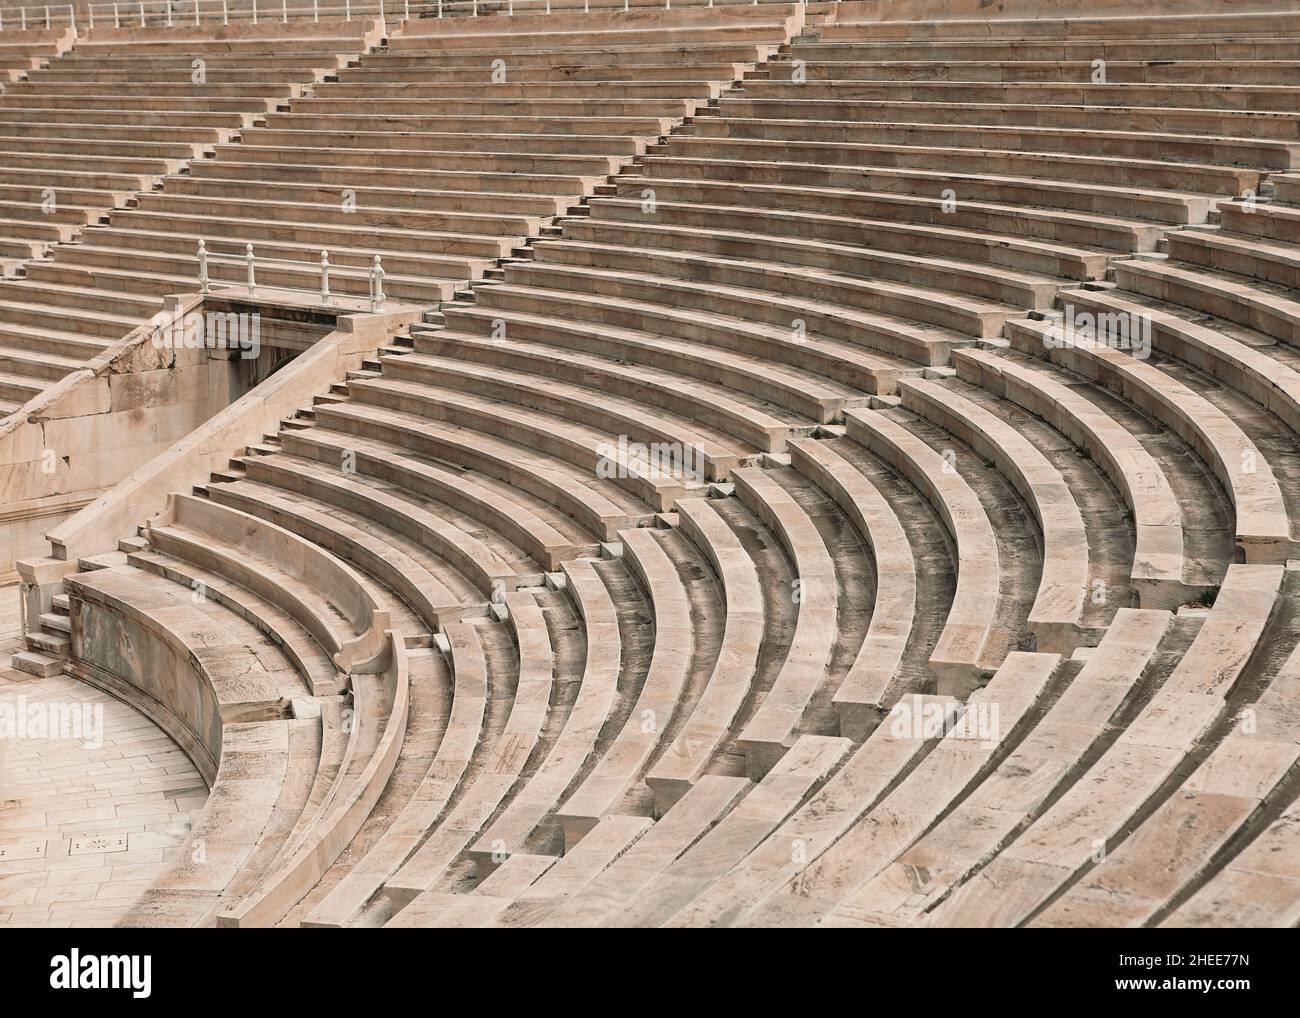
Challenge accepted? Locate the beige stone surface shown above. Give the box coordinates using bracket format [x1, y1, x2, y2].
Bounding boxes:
[0, 583, 208, 927]
[8, 1, 1300, 931]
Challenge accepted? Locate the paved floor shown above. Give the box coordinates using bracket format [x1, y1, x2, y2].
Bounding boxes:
[0, 583, 209, 927]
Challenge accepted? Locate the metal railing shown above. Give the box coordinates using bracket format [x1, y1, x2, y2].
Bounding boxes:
[0, 3, 76, 30]
[83, 0, 391, 28]
[198, 240, 388, 312]
[70, 0, 805, 31]
[425, 0, 802, 14]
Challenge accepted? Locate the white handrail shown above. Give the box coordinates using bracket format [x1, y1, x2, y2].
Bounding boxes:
[2, 0, 824, 40]
[198, 241, 392, 309]
[0, 2, 73, 31]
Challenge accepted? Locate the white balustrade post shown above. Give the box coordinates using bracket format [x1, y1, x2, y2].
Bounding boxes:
[314, 0, 318, 20]
[45, 5, 51, 29]
[252, 0, 257, 24]
[194, 0, 200, 26]
[246, 243, 257, 298]
[369, 256, 385, 311]
[222, 0, 228, 24]
[197, 240, 210, 295]
[166, 2, 172, 25]
[21, 7, 27, 29]
[320, 251, 331, 306]
[138, 0, 144, 26]
[282, 0, 287, 22]
[112, 4, 118, 28]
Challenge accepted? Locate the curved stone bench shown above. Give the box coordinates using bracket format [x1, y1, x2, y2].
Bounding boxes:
[695, 107, 1299, 172]
[591, 193, 1110, 281]
[200, 478, 459, 636]
[1008, 316, 1293, 564]
[441, 299, 871, 425]
[542, 774, 753, 927]
[720, 95, 1295, 156]
[661, 129, 1257, 199]
[414, 329, 792, 456]
[620, 172, 1162, 254]
[61, 559, 347, 928]
[1114, 257, 1300, 351]
[387, 853, 559, 929]
[301, 620, 489, 928]
[1167, 227, 1300, 299]
[143, 492, 389, 674]
[954, 346, 1191, 608]
[846, 608, 1171, 924]
[1039, 585, 1300, 927]
[487, 815, 657, 928]
[795, 652, 1060, 930]
[1164, 736, 1300, 928]
[646, 498, 764, 808]
[899, 377, 1092, 654]
[618, 735, 852, 928]
[558, 528, 692, 847]
[1070, 283, 1300, 441]
[504, 258, 964, 367]
[760, 652, 1063, 926]
[117, 719, 316, 928]
[311, 397, 653, 543]
[635, 155, 1214, 228]
[467, 281, 913, 401]
[731, 467, 839, 777]
[845, 408, 1003, 697]
[65, 563, 303, 785]
[219, 139, 622, 177]
[663, 690, 954, 927]
[383, 593, 555, 911]
[820, 10, 1300, 42]
[532, 234, 1015, 338]
[279, 425, 589, 572]
[346, 374, 693, 513]
[126, 546, 345, 698]
[380, 351, 748, 484]
[216, 631, 409, 928]
[788, 437, 917, 740]
[560, 213, 1061, 309]
[786, 36, 1300, 65]
[469, 558, 622, 872]
[930, 563, 1285, 927]
[237, 448, 519, 603]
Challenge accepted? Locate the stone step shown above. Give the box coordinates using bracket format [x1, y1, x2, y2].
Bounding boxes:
[12, 650, 63, 677]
